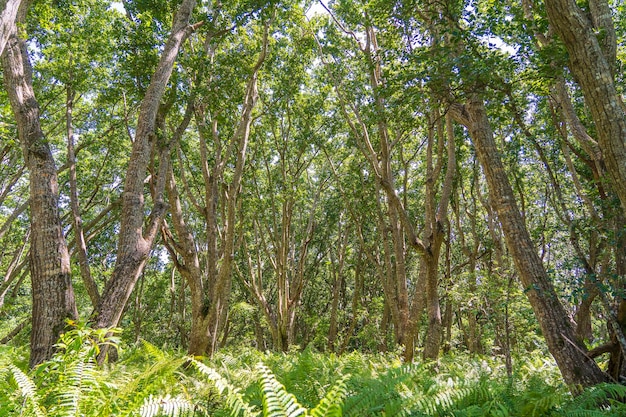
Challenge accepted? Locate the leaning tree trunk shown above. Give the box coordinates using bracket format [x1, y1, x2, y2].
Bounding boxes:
[92, 0, 197, 338]
[1, 7, 77, 367]
[451, 97, 609, 389]
[544, 0, 626, 215]
[0, 0, 21, 56]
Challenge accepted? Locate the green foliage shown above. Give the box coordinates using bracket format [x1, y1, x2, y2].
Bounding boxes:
[0, 324, 195, 417]
[308, 373, 349, 417]
[258, 363, 308, 417]
[6, 364, 46, 417]
[138, 395, 193, 417]
[3, 0, 626, 414]
[2, 334, 625, 417]
[191, 358, 260, 417]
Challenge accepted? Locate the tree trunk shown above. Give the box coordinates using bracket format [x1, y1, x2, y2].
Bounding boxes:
[327, 257, 343, 352]
[0, 0, 21, 56]
[339, 247, 363, 354]
[422, 252, 443, 360]
[1, 9, 78, 367]
[452, 97, 609, 389]
[544, 0, 626, 214]
[164, 21, 268, 356]
[92, 0, 197, 340]
[198, 24, 267, 356]
[66, 87, 100, 306]
[442, 297, 453, 354]
[163, 162, 206, 355]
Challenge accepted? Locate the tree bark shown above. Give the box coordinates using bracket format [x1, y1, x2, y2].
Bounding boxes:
[451, 97, 609, 389]
[164, 20, 268, 356]
[1, 7, 78, 367]
[66, 87, 100, 306]
[0, 0, 20, 56]
[92, 0, 197, 339]
[544, 0, 626, 214]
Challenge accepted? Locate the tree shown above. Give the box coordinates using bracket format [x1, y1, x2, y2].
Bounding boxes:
[1, 0, 77, 367]
[539, 0, 626, 380]
[30, 0, 120, 307]
[317, 1, 457, 361]
[1, 0, 625, 391]
[91, 0, 199, 354]
[0, 0, 20, 55]
[162, 4, 272, 356]
[450, 97, 609, 388]
[240, 108, 325, 351]
[544, 0, 626, 215]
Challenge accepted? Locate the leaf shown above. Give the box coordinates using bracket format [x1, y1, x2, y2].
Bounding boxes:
[191, 358, 260, 417]
[309, 373, 350, 417]
[9, 364, 46, 417]
[258, 363, 307, 417]
[139, 394, 193, 417]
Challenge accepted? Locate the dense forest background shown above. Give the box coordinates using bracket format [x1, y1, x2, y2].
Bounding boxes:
[1, 0, 626, 414]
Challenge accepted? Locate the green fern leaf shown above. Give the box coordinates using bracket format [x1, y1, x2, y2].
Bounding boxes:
[258, 364, 307, 417]
[111, 355, 187, 403]
[191, 358, 260, 417]
[9, 364, 46, 417]
[141, 340, 169, 361]
[560, 411, 613, 417]
[50, 349, 101, 417]
[309, 374, 350, 417]
[139, 394, 193, 417]
[560, 383, 626, 416]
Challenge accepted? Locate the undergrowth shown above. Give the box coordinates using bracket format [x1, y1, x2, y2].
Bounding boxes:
[1, 324, 624, 416]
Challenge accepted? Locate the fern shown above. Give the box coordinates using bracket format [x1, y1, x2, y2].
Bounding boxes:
[105, 361, 188, 416]
[342, 362, 415, 416]
[559, 412, 615, 417]
[258, 363, 307, 417]
[139, 394, 194, 417]
[558, 383, 626, 416]
[8, 364, 46, 417]
[141, 339, 170, 361]
[48, 348, 101, 417]
[3, 339, 623, 417]
[191, 358, 260, 417]
[308, 373, 350, 417]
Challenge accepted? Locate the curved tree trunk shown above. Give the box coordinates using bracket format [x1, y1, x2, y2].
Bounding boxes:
[1, 4, 78, 367]
[163, 20, 268, 356]
[66, 87, 100, 307]
[92, 0, 198, 350]
[544, 0, 626, 214]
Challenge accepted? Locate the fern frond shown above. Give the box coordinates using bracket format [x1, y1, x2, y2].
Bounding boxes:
[9, 364, 46, 417]
[309, 374, 350, 417]
[139, 394, 193, 417]
[141, 340, 169, 361]
[49, 348, 102, 417]
[343, 363, 414, 416]
[113, 355, 187, 401]
[258, 363, 307, 417]
[560, 383, 626, 416]
[191, 358, 260, 417]
[559, 411, 616, 417]
[102, 353, 187, 417]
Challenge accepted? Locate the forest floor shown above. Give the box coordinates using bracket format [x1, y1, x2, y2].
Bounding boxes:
[2, 326, 625, 416]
